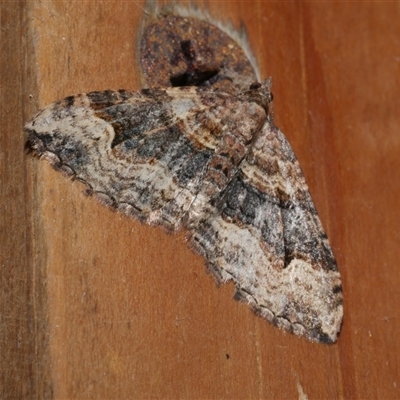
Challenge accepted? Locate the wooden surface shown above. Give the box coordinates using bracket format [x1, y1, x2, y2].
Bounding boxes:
[2, 1, 400, 398]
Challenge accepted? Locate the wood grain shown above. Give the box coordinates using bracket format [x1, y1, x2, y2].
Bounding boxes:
[2, 0, 400, 398]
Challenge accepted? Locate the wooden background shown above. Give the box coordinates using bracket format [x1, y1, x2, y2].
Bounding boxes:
[2, 0, 400, 398]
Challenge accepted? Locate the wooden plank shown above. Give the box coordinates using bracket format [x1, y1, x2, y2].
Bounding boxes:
[2, 0, 399, 398]
[0, 1, 52, 397]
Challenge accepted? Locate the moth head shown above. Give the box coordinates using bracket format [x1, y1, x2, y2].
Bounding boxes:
[240, 78, 273, 115]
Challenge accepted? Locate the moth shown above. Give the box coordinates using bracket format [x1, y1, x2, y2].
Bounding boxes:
[25, 79, 343, 343]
